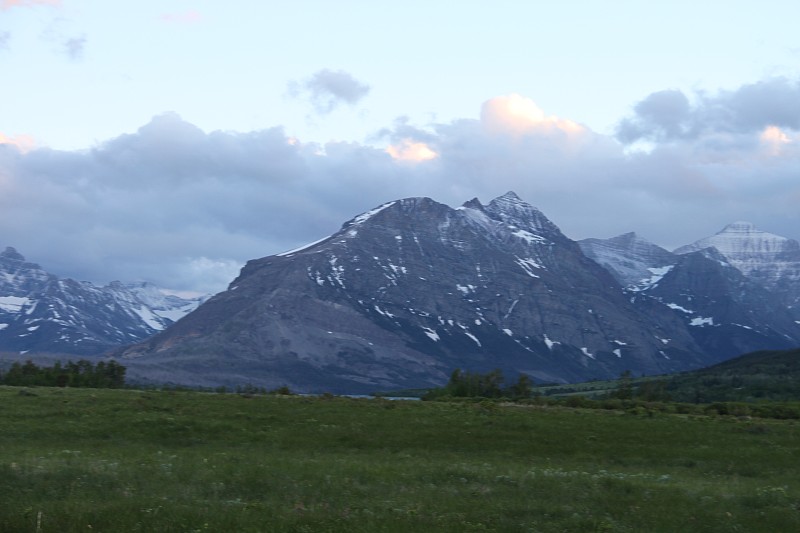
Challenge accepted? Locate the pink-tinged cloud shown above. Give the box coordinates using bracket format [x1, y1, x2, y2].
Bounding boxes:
[1, 0, 60, 9]
[0, 132, 36, 153]
[481, 94, 585, 138]
[760, 125, 792, 156]
[159, 10, 203, 24]
[386, 139, 437, 162]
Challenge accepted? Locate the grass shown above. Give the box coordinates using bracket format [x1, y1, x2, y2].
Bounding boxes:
[1, 386, 799, 531]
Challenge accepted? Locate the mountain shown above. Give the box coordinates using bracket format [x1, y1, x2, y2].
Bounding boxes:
[0, 247, 205, 355]
[674, 221, 800, 317]
[581, 232, 800, 361]
[631, 248, 800, 358]
[579, 232, 676, 287]
[119, 192, 710, 393]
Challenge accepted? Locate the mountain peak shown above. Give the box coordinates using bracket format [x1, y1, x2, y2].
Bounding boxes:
[487, 191, 530, 213]
[720, 221, 758, 234]
[673, 222, 800, 300]
[461, 197, 484, 210]
[608, 232, 641, 245]
[496, 191, 522, 202]
[578, 232, 675, 288]
[675, 222, 794, 257]
[1, 247, 26, 263]
[485, 192, 564, 240]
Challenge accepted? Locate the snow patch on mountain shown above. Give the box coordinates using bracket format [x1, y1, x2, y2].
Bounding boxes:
[422, 327, 440, 342]
[515, 257, 544, 278]
[277, 235, 333, 257]
[349, 201, 397, 225]
[630, 266, 674, 291]
[690, 317, 714, 327]
[666, 303, 693, 314]
[0, 296, 30, 312]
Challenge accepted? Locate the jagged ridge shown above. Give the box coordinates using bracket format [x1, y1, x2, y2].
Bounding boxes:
[0, 247, 205, 355]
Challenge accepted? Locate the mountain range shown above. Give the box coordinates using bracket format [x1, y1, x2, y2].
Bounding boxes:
[3, 193, 798, 393]
[0, 247, 205, 356]
[116, 192, 799, 392]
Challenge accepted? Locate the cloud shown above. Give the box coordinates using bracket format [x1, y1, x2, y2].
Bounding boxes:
[0, 31, 9, 49]
[63, 34, 85, 60]
[616, 90, 692, 143]
[1, 80, 798, 295]
[288, 69, 370, 114]
[760, 125, 793, 156]
[36, 12, 87, 61]
[0, 133, 36, 152]
[1, 0, 60, 9]
[386, 140, 437, 162]
[617, 77, 800, 145]
[481, 94, 586, 139]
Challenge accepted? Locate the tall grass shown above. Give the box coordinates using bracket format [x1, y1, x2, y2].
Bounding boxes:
[1, 386, 798, 531]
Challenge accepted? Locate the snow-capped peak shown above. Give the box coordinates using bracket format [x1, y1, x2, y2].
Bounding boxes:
[578, 232, 676, 288]
[673, 222, 800, 303]
[674, 221, 799, 261]
[485, 191, 564, 239]
[721, 221, 757, 233]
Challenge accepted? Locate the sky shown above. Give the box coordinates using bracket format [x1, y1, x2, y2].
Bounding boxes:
[2, 0, 800, 295]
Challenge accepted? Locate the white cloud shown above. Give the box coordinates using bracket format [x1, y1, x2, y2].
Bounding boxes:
[386, 139, 437, 162]
[481, 94, 586, 139]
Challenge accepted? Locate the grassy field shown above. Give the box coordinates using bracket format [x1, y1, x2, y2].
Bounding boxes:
[1, 386, 799, 532]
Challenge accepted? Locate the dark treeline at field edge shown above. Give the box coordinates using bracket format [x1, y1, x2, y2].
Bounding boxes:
[0, 359, 126, 389]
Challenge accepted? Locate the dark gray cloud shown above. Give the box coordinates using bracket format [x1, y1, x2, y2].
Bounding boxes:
[288, 69, 370, 114]
[2, 81, 798, 294]
[617, 77, 800, 144]
[616, 90, 691, 143]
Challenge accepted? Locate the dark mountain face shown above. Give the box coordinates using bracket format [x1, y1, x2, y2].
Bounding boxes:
[631, 248, 800, 360]
[0, 247, 203, 355]
[581, 230, 800, 361]
[675, 222, 800, 318]
[120, 193, 709, 393]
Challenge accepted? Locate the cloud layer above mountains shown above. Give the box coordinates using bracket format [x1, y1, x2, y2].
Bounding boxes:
[1, 79, 798, 294]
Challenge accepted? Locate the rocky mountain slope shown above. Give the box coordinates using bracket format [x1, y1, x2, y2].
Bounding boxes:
[0, 247, 204, 355]
[579, 232, 676, 288]
[631, 248, 800, 358]
[674, 221, 800, 317]
[119, 193, 712, 392]
[580, 231, 800, 361]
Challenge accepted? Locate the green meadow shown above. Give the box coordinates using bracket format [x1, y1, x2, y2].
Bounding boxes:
[1, 386, 798, 532]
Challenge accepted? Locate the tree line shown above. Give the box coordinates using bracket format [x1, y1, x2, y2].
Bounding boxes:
[423, 368, 533, 400]
[0, 359, 126, 388]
